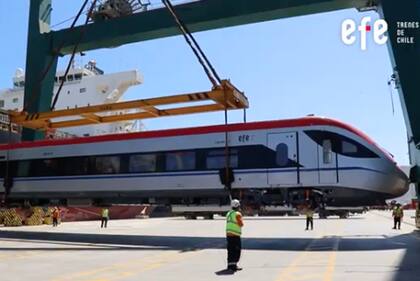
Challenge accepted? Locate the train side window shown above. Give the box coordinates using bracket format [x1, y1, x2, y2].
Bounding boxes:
[39, 159, 60, 176]
[24, 159, 59, 177]
[129, 154, 157, 172]
[340, 139, 378, 157]
[0, 162, 4, 177]
[166, 151, 195, 171]
[305, 130, 379, 158]
[94, 156, 120, 174]
[323, 139, 332, 164]
[276, 143, 289, 167]
[206, 149, 238, 169]
[17, 161, 31, 177]
[61, 157, 89, 175]
[342, 141, 357, 154]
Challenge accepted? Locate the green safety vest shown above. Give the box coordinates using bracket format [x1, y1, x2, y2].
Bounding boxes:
[102, 209, 109, 218]
[394, 207, 403, 218]
[306, 209, 314, 218]
[226, 210, 242, 236]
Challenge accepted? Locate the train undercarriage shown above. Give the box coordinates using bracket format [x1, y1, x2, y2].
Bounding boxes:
[1, 186, 380, 219]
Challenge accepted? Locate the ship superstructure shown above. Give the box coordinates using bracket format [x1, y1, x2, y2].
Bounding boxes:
[0, 61, 143, 141]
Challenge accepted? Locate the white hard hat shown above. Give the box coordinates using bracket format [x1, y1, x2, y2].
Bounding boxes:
[231, 199, 240, 208]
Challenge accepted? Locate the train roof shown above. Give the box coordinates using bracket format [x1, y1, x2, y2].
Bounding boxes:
[0, 116, 377, 151]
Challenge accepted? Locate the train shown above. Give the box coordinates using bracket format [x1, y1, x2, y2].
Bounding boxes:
[0, 116, 409, 208]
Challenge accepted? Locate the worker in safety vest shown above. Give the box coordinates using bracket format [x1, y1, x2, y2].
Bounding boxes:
[305, 204, 314, 231]
[392, 203, 404, 230]
[226, 199, 244, 272]
[101, 207, 109, 228]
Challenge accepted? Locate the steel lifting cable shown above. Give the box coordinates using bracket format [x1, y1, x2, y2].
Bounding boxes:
[162, 0, 221, 87]
[51, 16, 78, 29]
[162, 0, 232, 200]
[24, 0, 91, 112]
[51, 0, 98, 111]
[223, 93, 232, 201]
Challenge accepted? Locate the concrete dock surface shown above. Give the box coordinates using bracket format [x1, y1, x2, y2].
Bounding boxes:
[0, 210, 419, 281]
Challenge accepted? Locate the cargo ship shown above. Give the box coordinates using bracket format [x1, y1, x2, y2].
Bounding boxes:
[0, 60, 144, 143]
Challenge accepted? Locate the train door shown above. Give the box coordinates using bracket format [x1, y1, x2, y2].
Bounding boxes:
[268, 132, 298, 185]
[318, 139, 338, 184]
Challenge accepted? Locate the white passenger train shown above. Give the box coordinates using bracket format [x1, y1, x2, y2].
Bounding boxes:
[0, 117, 409, 207]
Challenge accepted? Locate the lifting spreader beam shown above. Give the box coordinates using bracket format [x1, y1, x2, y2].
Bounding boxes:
[8, 80, 248, 131]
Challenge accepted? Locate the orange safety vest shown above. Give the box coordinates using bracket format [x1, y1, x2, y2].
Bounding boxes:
[52, 209, 60, 219]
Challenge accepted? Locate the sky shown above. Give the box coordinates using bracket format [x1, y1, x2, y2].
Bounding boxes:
[0, 1, 409, 165]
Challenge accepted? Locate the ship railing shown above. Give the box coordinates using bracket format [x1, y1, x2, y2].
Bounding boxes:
[45, 128, 78, 140]
[0, 110, 21, 134]
[0, 109, 10, 124]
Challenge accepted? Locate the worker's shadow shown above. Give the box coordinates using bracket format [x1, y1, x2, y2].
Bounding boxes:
[215, 268, 235, 275]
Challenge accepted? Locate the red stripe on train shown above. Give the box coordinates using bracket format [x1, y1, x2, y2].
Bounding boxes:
[0, 117, 376, 151]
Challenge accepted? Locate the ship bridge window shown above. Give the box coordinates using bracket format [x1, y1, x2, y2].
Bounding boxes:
[206, 149, 238, 169]
[80, 88, 86, 93]
[67, 75, 74, 81]
[0, 114, 7, 123]
[0, 100, 4, 108]
[12, 98, 19, 103]
[166, 151, 195, 171]
[129, 154, 157, 172]
[58, 76, 65, 83]
[75, 73, 82, 80]
[305, 130, 379, 158]
[13, 82, 19, 87]
[276, 143, 289, 167]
